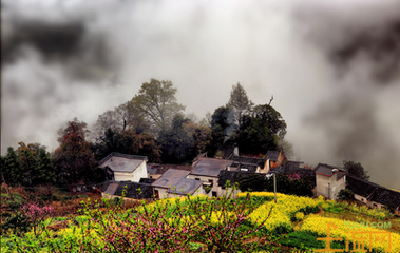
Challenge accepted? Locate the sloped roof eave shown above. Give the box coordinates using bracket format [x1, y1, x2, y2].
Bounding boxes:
[316, 172, 334, 177]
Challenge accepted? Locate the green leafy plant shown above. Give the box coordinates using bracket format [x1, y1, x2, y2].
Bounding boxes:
[0, 212, 31, 236]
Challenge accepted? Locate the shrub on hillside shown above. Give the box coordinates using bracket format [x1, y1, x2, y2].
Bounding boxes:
[337, 189, 355, 201]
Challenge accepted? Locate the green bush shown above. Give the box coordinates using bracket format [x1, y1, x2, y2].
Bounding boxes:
[337, 189, 355, 201]
[6, 193, 26, 210]
[322, 200, 345, 213]
[280, 231, 324, 249]
[0, 212, 31, 236]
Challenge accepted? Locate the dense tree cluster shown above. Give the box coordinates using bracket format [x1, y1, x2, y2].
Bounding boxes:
[343, 160, 369, 180]
[53, 118, 96, 184]
[1, 79, 292, 186]
[1, 143, 55, 187]
[209, 83, 290, 157]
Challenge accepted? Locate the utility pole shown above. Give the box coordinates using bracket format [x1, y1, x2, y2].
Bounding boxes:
[273, 173, 277, 203]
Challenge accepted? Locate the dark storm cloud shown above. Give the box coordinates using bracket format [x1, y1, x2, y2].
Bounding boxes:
[293, 1, 400, 189]
[2, 19, 117, 80]
[2, 21, 84, 63]
[331, 19, 400, 83]
[1, 0, 123, 152]
[294, 0, 400, 84]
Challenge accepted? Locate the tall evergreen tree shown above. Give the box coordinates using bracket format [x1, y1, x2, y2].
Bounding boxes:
[1, 147, 21, 186]
[35, 148, 56, 185]
[210, 107, 231, 156]
[226, 82, 253, 128]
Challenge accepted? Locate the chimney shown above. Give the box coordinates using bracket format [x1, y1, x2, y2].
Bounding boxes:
[233, 146, 239, 156]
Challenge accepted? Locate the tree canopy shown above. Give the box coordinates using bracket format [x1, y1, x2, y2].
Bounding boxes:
[1, 147, 21, 186]
[343, 160, 369, 180]
[0, 143, 55, 187]
[226, 82, 253, 128]
[2, 78, 296, 188]
[210, 107, 231, 156]
[92, 101, 149, 142]
[53, 118, 96, 184]
[131, 79, 186, 135]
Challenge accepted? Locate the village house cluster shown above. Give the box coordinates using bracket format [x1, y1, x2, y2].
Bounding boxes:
[99, 150, 400, 213]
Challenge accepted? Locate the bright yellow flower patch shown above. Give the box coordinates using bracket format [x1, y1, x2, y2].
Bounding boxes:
[300, 216, 400, 253]
[245, 192, 320, 232]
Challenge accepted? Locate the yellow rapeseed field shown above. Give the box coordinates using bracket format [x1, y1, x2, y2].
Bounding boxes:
[300, 216, 400, 253]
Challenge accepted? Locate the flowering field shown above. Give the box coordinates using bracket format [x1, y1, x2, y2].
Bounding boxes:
[1, 191, 399, 252]
[299, 216, 400, 253]
[241, 192, 321, 233]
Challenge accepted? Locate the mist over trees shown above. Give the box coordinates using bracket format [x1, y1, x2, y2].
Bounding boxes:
[209, 84, 290, 157]
[1, 79, 292, 185]
[343, 160, 369, 181]
[226, 82, 253, 129]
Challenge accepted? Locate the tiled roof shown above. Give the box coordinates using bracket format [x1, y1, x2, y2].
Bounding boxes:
[285, 161, 303, 172]
[147, 163, 192, 175]
[99, 152, 147, 165]
[190, 157, 233, 177]
[337, 171, 348, 180]
[346, 175, 400, 209]
[346, 175, 380, 198]
[230, 162, 258, 173]
[101, 180, 153, 199]
[101, 181, 118, 195]
[266, 151, 280, 161]
[315, 163, 348, 180]
[151, 169, 202, 195]
[139, 178, 156, 184]
[99, 153, 147, 173]
[369, 188, 400, 209]
[231, 155, 266, 166]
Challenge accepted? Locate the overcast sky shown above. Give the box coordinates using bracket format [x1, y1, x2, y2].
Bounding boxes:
[2, 0, 400, 190]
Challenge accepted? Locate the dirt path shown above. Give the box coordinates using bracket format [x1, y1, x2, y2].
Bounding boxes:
[293, 206, 323, 230]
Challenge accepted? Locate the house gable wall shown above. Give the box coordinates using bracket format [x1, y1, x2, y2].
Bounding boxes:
[316, 174, 346, 199]
[186, 175, 224, 197]
[114, 172, 135, 181]
[113, 161, 147, 182]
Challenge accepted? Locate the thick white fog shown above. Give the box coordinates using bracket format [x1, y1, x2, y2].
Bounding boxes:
[2, 0, 400, 189]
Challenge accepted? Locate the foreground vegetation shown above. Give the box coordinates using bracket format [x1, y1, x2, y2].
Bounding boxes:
[1, 186, 399, 252]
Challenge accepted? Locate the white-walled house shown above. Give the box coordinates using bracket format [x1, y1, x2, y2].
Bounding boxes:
[151, 169, 204, 199]
[315, 163, 348, 199]
[188, 157, 233, 197]
[98, 153, 148, 182]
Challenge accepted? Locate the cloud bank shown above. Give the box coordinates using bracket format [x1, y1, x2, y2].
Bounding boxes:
[2, 0, 399, 189]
